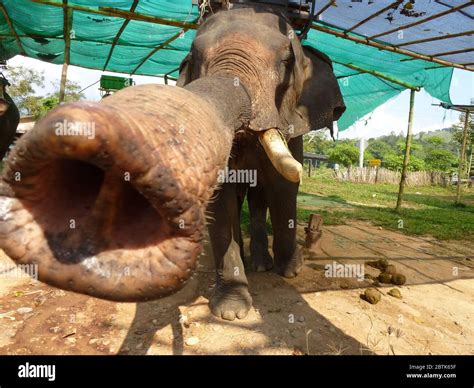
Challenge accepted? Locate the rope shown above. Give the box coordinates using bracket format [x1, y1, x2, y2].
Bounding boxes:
[78, 79, 99, 94]
[199, 0, 212, 22]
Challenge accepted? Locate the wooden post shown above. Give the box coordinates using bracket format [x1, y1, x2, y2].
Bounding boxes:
[455, 111, 471, 205]
[396, 89, 416, 211]
[58, 63, 68, 103]
[310, 24, 474, 71]
[308, 160, 312, 178]
[0, 3, 26, 56]
[102, 0, 139, 72]
[30, 0, 197, 30]
[345, 0, 403, 33]
[335, 62, 420, 90]
[59, 1, 72, 103]
[468, 148, 473, 179]
[130, 30, 186, 75]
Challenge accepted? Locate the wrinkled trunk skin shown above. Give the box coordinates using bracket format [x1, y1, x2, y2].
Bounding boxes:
[0, 91, 20, 159]
[0, 83, 235, 301]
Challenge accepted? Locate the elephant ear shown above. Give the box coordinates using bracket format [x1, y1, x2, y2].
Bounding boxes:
[288, 46, 346, 139]
[176, 52, 193, 87]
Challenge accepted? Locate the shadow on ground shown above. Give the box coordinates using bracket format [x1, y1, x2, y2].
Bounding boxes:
[117, 265, 374, 355]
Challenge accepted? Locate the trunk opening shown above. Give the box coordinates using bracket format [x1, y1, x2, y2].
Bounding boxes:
[0, 83, 237, 301]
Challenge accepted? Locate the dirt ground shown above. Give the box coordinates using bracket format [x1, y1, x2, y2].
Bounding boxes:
[0, 221, 472, 355]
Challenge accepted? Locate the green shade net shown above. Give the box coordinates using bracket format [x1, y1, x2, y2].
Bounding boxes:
[0, 0, 453, 131]
[304, 25, 453, 131]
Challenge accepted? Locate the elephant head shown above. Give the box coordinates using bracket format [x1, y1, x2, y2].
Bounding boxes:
[178, 6, 345, 138]
[0, 5, 344, 302]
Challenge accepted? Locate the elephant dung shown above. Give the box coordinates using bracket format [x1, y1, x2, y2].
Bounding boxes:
[378, 273, 393, 284]
[388, 288, 402, 299]
[366, 259, 389, 271]
[384, 264, 397, 275]
[391, 274, 407, 286]
[361, 288, 382, 305]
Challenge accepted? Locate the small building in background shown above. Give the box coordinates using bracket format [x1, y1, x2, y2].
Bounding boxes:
[303, 152, 330, 168]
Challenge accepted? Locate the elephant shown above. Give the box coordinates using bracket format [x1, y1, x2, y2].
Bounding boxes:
[242, 47, 345, 278]
[0, 75, 19, 160]
[0, 4, 344, 321]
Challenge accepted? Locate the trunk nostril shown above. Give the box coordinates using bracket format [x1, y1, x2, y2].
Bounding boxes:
[23, 159, 168, 260]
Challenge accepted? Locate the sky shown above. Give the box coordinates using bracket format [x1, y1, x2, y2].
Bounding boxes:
[6, 55, 474, 140]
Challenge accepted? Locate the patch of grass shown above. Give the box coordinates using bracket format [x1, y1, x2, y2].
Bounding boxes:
[297, 208, 342, 226]
[237, 174, 473, 240]
[298, 177, 474, 240]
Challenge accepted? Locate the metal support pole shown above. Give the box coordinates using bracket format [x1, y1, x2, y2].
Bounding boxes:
[455, 111, 471, 205]
[396, 89, 416, 211]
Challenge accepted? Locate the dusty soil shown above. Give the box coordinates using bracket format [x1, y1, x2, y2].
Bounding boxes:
[0, 221, 472, 355]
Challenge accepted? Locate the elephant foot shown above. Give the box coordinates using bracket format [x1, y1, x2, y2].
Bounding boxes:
[210, 284, 252, 321]
[275, 248, 304, 278]
[252, 252, 273, 272]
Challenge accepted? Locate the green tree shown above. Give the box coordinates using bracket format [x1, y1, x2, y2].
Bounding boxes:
[303, 131, 333, 155]
[384, 131, 401, 149]
[29, 95, 60, 118]
[451, 112, 474, 146]
[29, 80, 84, 118]
[363, 150, 375, 162]
[451, 113, 474, 157]
[50, 79, 83, 103]
[4, 65, 45, 114]
[4, 65, 84, 118]
[327, 142, 359, 167]
[383, 154, 425, 172]
[396, 139, 422, 153]
[424, 149, 457, 172]
[365, 139, 395, 160]
[425, 136, 444, 146]
[450, 112, 474, 177]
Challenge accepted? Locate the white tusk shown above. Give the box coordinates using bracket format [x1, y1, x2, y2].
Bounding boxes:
[259, 128, 302, 183]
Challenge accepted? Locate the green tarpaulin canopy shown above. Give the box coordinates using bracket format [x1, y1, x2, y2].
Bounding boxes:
[303, 26, 453, 131]
[1, 0, 471, 131]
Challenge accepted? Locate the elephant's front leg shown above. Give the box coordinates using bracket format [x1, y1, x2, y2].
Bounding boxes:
[267, 178, 303, 278]
[265, 136, 304, 278]
[248, 185, 273, 272]
[207, 182, 252, 321]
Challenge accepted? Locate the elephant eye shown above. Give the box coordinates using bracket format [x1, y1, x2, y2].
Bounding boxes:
[281, 50, 295, 66]
[279, 49, 295, 80]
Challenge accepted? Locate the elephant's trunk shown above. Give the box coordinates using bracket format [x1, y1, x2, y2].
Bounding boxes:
[0, 83, 238, 301]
